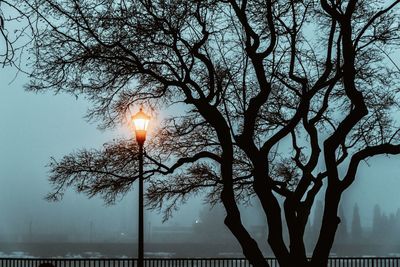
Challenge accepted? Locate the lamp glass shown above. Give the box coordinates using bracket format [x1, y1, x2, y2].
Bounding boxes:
[131, 108, 151, 144]
[133, 118, 149, 131]
[132, 109, 150, 130]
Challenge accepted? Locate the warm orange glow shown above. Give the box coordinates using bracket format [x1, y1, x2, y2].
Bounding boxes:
[133, 118, 150, 131]
[131, 108, 151, 144]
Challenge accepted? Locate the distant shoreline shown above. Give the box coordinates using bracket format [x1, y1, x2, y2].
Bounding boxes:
[0, 242, 399, 258]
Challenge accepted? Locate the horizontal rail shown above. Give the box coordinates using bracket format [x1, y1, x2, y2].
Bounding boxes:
[0, 257, 399, 267]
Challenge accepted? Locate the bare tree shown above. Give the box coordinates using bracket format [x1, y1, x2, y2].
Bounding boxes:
[27, 0, 400, 266]
[0, 0, 35, 67]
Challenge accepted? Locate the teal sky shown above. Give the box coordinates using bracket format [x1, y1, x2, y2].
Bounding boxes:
[1, 64, 400, 238]
[0, 67, 132, 238]
[0, 66, 203, 241]
[0, 0, 400, 244]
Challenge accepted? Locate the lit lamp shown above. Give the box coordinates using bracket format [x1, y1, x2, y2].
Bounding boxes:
[131, 107, 150, 267]
[131, 107, 151, 146]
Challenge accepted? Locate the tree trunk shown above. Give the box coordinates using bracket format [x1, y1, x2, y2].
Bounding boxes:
[194, 101, 270, 267]
[221, 188, 270, 267]
[213, 113, 269, 267]
[311, 186, 341, 266]
[284, 199, 309, 267]
[253, 173, 291, 267]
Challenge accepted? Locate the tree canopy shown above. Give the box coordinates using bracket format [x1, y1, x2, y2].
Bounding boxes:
[25, 0, 400, 266]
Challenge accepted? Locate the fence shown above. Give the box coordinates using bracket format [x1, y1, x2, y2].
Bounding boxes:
[0, 257, 399, 267]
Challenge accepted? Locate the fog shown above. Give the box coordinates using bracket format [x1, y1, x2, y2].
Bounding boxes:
[0, 60, 400, 258]
[1, 6, 400, 257]
[0, 68, 202, 241]
[1, 65, 400, 257]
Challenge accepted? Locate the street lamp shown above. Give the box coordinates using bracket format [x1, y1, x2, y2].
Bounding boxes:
[131, 107, 151, 267]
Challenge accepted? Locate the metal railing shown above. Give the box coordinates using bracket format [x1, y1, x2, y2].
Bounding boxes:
[0, 257, 399, 266]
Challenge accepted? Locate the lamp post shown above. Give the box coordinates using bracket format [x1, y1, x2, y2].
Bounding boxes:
[131, 108, 151, 267]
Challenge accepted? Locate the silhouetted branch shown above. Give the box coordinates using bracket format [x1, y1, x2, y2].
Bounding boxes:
[26, 1, 400, 266]
[0, 1, 35, 67]
[342, 143, 400, 190]
[46, 139, 138, 204]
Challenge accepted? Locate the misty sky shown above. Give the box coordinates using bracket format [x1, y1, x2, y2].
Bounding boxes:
[1, 62, 400, 241]
[1, 1, 400, 242]
[0, 66, 205, 240]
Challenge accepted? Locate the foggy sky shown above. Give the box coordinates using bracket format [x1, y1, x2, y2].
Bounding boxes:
[0, 67, 204, 241]
[2, 64, 400, 242]
[1, 3, 400, 243]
